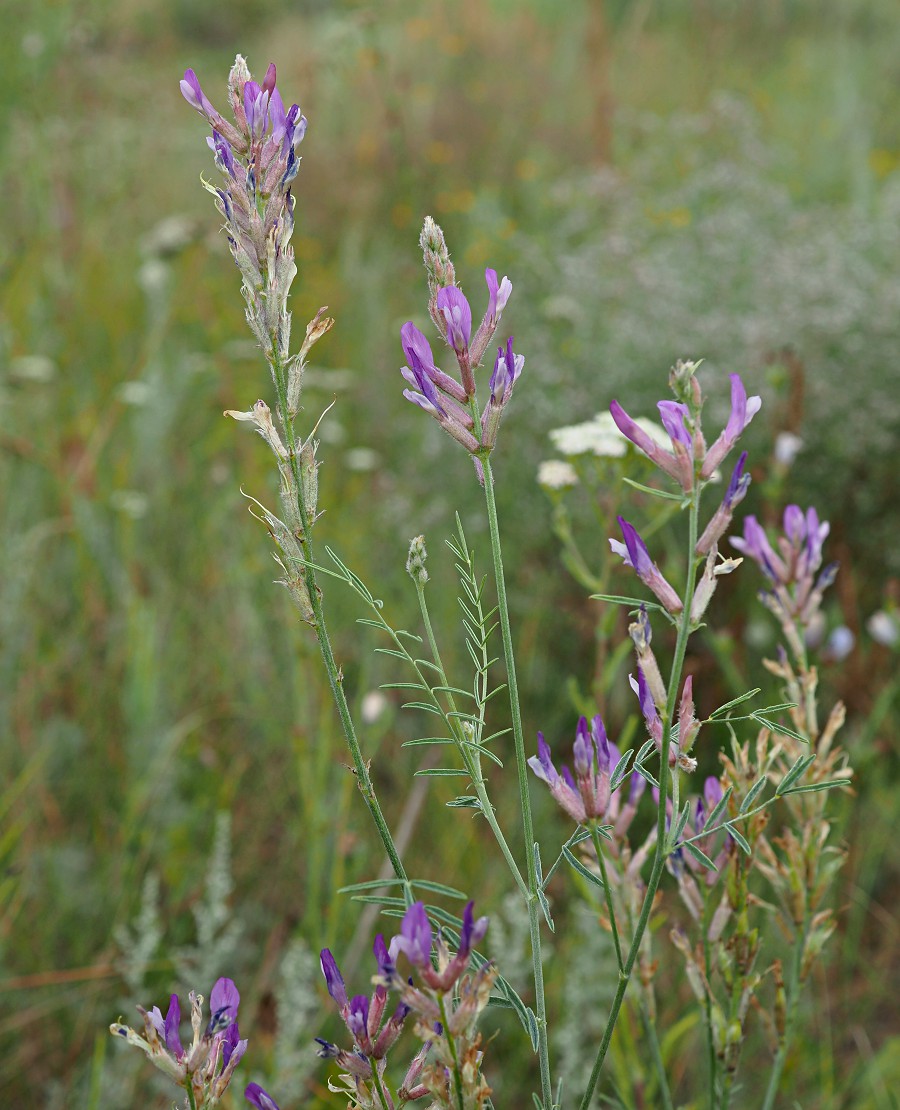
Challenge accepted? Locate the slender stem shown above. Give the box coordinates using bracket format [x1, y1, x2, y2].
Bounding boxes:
[579, 490, 702, 1109]
[439, 994, 467, 1110]
[701, 905, 719, 1109]
[370, 1062, 395, 1110]
[638, 1000, 675, 1110]
[590, 822, 623, 972]
[186, 1083, 197, 1110]
[481, 458, 553, 1109]
[761, 911, 812, 1110]
[270, 351, 408, 886]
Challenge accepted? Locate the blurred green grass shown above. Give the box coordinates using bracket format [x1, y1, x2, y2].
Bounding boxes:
[2, 0, 900, 1105]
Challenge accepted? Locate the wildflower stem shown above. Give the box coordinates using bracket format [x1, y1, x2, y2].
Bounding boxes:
[760, 910, 812, 1110]
[439, 993, 467, 1110]
[481, 457, 553, 1109]
[579, 489, 702, 1109]
[370, 1064, 395, 1110]
[701, 907, 719, 1108]
[590, 822, 623, 972]
[186, 1084, 198, 1110]
[638, 1001, 675, 1110]
[269, 350, 409, 888]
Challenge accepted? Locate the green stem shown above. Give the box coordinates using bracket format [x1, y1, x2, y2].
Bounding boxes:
[701, 906, 719, 1110]
[638, 1000, 675, 1110]
[186, 1083, 197, 1110]
[269, 351, 408, 886]
[590, 822, 623, 972]
[761, 911, 812, 1110]
[370, 1063, 395, 1110]
[481, 457, 553, 1109]
[439, 994, 467, 1110]
[579, 489, 702, 1109]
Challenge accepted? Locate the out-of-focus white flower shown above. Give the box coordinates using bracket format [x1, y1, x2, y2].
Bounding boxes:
[823, 625, 854, 662]
[867, 610, 899, 647]
[361, 691, 389, 724]
[774, 431, 804, 467]
[537, 459, 579, 489]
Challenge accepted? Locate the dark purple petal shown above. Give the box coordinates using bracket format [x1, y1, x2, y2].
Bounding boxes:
[347, 995, 369, 1042]
[261, 62, 277, 97]
[616, 517, 652, 578]
[458, 901, 489, 956]
[572, 716, 592, 777]
[164, 994, 184, 1058]
[245, 1082, 281, 1110]
[591, 715, 611, 772]
[221, 1021, 245, 1069]
[320, 949, 348, 1008]
[724, 451, 750, 509]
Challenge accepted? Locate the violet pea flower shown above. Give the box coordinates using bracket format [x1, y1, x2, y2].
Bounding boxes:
[436, 286, 472, 353]
[700, 373, 762, 479]
[610, 517, 684, 615]
[245, 1083, 281, 1110]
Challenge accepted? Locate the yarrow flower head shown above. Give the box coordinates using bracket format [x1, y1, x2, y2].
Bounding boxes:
[111, 978, 247, 1106]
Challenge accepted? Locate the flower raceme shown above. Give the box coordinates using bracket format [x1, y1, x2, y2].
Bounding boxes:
[610, 368, 761, 493]
[731, 505, 838, 630]
[315, 902, 494, 1109]
[402, 221, 520, 459]
[180, 57, 308, 366]
[530, 714, 631, 825]
[110, 977, 247, 1104]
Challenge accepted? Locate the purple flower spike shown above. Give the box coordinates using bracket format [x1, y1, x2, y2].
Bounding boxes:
[701, 374, 761, 479]
[392, 902, 433, 968]
[245, 1083, 281, 1110]
[610, 517, 684, 614]
[530, 715, 620, 825]
[320, 949, 348, 1008]
[458, 901, 489, 957]
[436, 286, 472, 353]
[180, 69, 219, 122]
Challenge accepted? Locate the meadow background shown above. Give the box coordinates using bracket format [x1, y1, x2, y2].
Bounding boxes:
[2, 0, 900, 1105]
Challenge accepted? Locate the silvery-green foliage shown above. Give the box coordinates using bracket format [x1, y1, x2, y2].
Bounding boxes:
[487, 891, 532, 990]
[112, 871, 163, 997]
[270, 938, 321, 1094]
[175, 811, 244, 989]
[553, 906, 620, 1095]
